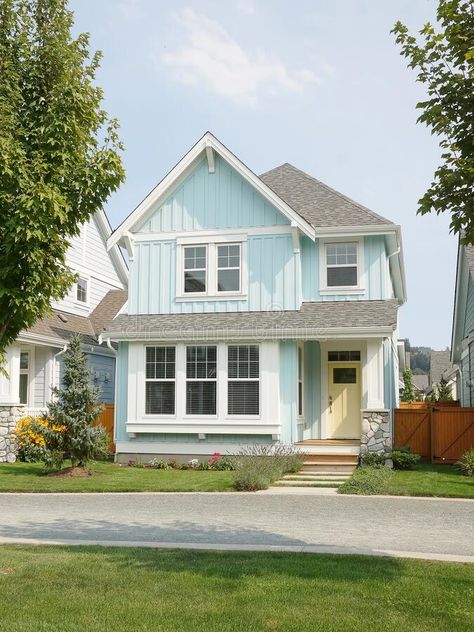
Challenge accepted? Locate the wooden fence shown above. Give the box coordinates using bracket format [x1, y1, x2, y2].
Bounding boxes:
[394, 405, 474, 463]
[94, 404, 115, 453]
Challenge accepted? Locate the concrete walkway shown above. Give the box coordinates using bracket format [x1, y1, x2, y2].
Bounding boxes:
[0, 492, 473, 563]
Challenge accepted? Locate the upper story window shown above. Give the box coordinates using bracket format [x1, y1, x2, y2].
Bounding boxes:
[178, 236, 247, 300]
[76, 276, 89, 303]
[217, 244, 241, 293]
[320, 240, 364, 294]
[184, 246, 207, 294]
[326, 242, 357, 287]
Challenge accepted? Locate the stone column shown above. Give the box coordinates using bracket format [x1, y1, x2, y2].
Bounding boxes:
[0, 404, 25, 463]
[360, 409, 392, 465]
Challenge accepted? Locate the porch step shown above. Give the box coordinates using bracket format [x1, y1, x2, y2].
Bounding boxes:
[275, 471, 352, 488]
[274, 480, 342, 488]
[302, 463, 356, 474]
[303, 454, 359, 464]
[282, 474, 350, 481]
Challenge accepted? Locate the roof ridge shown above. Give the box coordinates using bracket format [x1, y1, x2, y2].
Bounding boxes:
[262, 163, 393, 226]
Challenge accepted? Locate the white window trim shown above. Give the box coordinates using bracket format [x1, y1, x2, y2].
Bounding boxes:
[297, 343, 304, 420]
[182, 244, 208, 298]
[184, 345, 218, 418]
[176, 234, 248, 300]
[144, 345, 177, 418]
[75, 273, 90, 307]
[319, 237, 365, 295]
[19, 346, 35, 407]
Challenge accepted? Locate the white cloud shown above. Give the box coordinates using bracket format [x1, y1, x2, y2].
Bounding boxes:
[161, 8, 319, 105]
[237, 1, 256, 16]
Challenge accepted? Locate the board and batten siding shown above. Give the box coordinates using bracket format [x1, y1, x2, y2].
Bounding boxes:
[300, 235, 389, 301]
[137, 155, 289, 233]
[128, 233, 299, 314]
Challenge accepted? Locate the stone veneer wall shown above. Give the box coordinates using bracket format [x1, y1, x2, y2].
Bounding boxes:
[361, 410, 392, 462]
[0, 405, 25, 463]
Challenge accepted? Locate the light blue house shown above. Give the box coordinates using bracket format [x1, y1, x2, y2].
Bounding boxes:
[104, 133, 406, 463]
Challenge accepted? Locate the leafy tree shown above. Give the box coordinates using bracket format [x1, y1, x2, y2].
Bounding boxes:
[401, 368, 416, 402]
[0, 0, 124, 367]
[392, 1, 474, 242]
[45, 334, 109, 469]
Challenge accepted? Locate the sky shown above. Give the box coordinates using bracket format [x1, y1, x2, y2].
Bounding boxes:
[70, 0, 457, 350]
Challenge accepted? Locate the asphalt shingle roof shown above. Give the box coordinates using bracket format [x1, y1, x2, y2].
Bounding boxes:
[105, 300, 399, 340]
[260, 163, 393, 228]
[430, 350, 452, 386]
[24, 289, 127, 347]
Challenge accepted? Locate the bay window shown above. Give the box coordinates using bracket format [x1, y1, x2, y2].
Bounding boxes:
[186, 346, 217, 415]
[145, 346, 176, 415]
[227, 345, 259, 415]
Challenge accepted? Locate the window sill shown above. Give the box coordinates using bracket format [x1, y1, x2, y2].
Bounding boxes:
[176, 294, 247, 302]
[320, 288, 365, 296]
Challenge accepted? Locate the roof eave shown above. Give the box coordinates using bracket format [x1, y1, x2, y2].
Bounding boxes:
[103, 325, 395, 343]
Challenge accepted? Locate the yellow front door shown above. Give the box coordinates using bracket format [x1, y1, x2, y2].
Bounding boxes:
[327, 363, 361, 438]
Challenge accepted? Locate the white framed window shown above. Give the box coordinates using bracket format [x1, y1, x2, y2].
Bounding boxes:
[297, 344, 304, 418]
[186, 346, 217, 415]
[320, 239, 364, 294]
[183, 246, 207, 294]
[145, 346, 176, 415]
[227, 345, 259, 416]
[76, 276, 89, 303]
[217, 243, 241, 293]
[176, 235, 247, 299]
[19, 351, 30, 405]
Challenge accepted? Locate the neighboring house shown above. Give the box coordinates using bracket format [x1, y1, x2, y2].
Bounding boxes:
[429, 349, 454, 397]
[451, 240, 474, 405]
[0, 210, 128, 462]
[412, 374, 429, 397]
[103, 132, 406, 463]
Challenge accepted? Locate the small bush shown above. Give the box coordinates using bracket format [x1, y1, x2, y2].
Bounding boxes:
[456, 449, 474, 477]
[338, 466, 393, 495]
[360, 452, 386, 468]
[234, 469, 270, 492]
[150, 458, 173, 470]
[207, 453, 235, 471]
[14, 416, 66, 464]
[232, 444, 304, 491]
[391, 447, 420, 470]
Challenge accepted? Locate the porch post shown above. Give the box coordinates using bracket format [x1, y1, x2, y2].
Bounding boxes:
[361, 338, 392, 463]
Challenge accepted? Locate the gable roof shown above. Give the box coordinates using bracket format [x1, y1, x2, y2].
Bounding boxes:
[260, 163, 393, 228]
[103, 299, 399, 341]
[93, 208, 128, 287]
[430, 350, 452, 386]
[19, 289, 127, 347]
[107, 132, 316, 250]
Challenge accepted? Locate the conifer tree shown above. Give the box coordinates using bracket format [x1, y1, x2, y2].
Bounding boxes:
[47, 334, 108, 469]
[401, 368, 416, 402]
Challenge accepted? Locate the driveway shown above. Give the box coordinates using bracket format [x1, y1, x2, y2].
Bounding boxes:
[0, 491, 473, 562]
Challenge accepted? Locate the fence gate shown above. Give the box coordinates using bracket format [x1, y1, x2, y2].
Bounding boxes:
[94, 404, 115, 453]
[431, 407, 474, 463]
[394, 405, 474, 463]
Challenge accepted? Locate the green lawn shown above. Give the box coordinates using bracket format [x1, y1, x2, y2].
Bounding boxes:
[0, 462, 234, 493]
[385, 464, 474, 498]
[339, 464, 474, 498]
[0, 546, 472, 632]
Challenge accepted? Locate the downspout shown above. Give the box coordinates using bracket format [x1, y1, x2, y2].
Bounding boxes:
[52, 344, 68, 393]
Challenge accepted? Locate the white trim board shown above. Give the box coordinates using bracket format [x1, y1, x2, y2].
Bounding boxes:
[107, 131, 316, 250]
